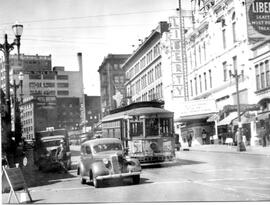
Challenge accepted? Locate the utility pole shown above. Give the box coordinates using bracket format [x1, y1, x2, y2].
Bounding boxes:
[230, 57, 246, 152]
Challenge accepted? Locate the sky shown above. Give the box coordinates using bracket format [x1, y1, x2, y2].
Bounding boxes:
[0, 0, 191, 96]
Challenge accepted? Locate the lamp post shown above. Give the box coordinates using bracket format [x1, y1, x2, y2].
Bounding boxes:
[0, 23, 23, 165]
[229, 65, 246, 152]
[11, 72, 24, 144]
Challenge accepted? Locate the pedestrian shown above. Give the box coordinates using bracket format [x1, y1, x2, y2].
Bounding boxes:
[261, 126, 267, 147]
[210, 135, 214, 144]
[56, 140, 68, 173]
[202, 129, 207, 145]
[187, 134, 192, 147]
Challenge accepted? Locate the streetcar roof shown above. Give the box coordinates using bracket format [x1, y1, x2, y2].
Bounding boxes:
[102, 107, 173, 122]
[81, 138, 122, 146]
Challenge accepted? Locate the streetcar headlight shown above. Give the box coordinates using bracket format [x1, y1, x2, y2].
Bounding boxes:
[103, 158, 109, 165]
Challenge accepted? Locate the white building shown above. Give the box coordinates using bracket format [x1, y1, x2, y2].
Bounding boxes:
[181, 0, 270, 145]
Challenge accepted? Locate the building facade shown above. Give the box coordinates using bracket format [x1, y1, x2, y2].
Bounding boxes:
[85, 95, 101, 132]
[180, 0, 269, 145]
[1, 53, 85, 140]
[250, 39, 270, 146]
[123, 22, 169, 104]
[98, 54, 130, 117]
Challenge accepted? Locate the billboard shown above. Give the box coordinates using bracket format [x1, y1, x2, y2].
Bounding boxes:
[246, 0, 270, 41]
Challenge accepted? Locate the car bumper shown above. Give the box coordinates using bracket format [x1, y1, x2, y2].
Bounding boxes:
[96, 171, 141, 180]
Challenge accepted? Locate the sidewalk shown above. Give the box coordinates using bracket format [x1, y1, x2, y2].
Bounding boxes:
[181, 144, 270, 156]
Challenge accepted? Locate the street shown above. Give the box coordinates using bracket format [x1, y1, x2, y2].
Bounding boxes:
[4, 147, 270, 203]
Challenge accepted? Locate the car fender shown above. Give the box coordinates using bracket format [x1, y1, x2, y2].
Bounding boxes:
[90, 161, 109, 178]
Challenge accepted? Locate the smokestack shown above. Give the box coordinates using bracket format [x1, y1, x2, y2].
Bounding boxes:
[77, 52, 83, 73]
[77, 52, 86, 132]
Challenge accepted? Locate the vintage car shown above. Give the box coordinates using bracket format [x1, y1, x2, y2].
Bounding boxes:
[77, 138, 141, 188]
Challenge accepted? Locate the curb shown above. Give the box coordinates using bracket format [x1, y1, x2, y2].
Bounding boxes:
[184, 147, 270, 156]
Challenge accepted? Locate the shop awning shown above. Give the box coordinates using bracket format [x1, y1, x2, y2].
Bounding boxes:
[175, 113, 215, 122]
[217, 112, 238, 126]
[256, 111, 270, 121]
[207, 113, 219, 122]
[232, 113, 256, 125]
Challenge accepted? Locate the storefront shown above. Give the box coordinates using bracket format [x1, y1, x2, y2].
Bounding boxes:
[255, 98, 270, 146]
[175, 99, 217, 145]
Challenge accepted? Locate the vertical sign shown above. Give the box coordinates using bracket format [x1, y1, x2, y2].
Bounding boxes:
[169, 16, 185, 98]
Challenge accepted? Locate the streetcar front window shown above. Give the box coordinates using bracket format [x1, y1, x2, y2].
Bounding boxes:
[145, 118, 159, 136]
[160, 118, 171, 134]
[130, 122, 143, 137]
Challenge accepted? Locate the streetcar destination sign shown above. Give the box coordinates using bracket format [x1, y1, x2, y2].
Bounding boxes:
[248, 0, 270, 36]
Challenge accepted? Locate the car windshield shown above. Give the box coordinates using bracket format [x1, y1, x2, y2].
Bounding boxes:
[42, 140, 61, 148]
[93, 143, 122, 153]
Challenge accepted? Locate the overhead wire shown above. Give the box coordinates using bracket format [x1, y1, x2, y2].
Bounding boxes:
[0, 9, 175, 26]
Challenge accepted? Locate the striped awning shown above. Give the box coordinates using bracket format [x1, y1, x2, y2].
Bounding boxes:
[217, 112, 238, 126]
[207, 113, 219, 122]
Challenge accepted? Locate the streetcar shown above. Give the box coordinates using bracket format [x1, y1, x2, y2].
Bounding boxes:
[101, 101, 175, 164]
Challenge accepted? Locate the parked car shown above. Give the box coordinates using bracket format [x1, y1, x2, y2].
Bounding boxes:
[77, 138, 141, 188]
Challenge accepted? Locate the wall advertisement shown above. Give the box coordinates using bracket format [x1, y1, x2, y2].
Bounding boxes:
[246, 0, 270, 41]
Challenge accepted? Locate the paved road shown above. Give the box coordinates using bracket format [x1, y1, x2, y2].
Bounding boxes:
[3, 149, 270, 203]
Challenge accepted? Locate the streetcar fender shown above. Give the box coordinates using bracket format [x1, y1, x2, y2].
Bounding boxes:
[126, 158, 142, 172]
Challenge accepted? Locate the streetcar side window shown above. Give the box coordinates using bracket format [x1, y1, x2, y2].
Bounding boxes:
[145, 118, 159, 136]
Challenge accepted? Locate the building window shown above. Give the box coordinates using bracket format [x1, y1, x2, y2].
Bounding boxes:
[57, 83, 69, 88]
[57, 75, 68, 80]
[255, 65, 260, 90]
[222, 28, 226, 49]
[29, 74, 41, 79]
[232, 12, 236, 43]
[260, 63, 265, 89]
[199, 75, 202, 93]
[190, 80, 193, 97]
[193, 47, 197, 67]
[43, 82, 55, 88]
[223, 61, 227, 81]
[194, 77, 198, 95]
[204, 72, 207, 90]
[266, 60, 270, 87]
[203, 42, 206, 61]
[43, 73, 55, 80]
[57, 90, 69, 95]
[198, 46, 201, 64]
[209, 69, 212, 88]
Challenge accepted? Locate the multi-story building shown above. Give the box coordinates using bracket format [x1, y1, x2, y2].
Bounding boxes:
[1, 53, 85, 140]
[98, 54, 130, 117]
[85, 95, 101, 132]
[180, 0, 269, 145]
[123, 22, 169, 104]
[1, 54, 83, 100]
[250, 39, 270, 144]
[20, 96, 58, 141]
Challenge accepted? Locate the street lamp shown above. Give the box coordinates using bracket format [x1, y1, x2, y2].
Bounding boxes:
[0, 23, 23, 164]
[11, 72, 24, 145]
[229, 65, 246, 152]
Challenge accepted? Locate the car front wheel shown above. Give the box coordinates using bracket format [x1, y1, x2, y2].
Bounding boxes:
[93, 177, 102, 188]
[81, 177, 86, 184]
[132, 175, 140, 184]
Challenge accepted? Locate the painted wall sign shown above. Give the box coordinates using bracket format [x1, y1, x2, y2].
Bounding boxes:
[247, 0, 270, 40]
